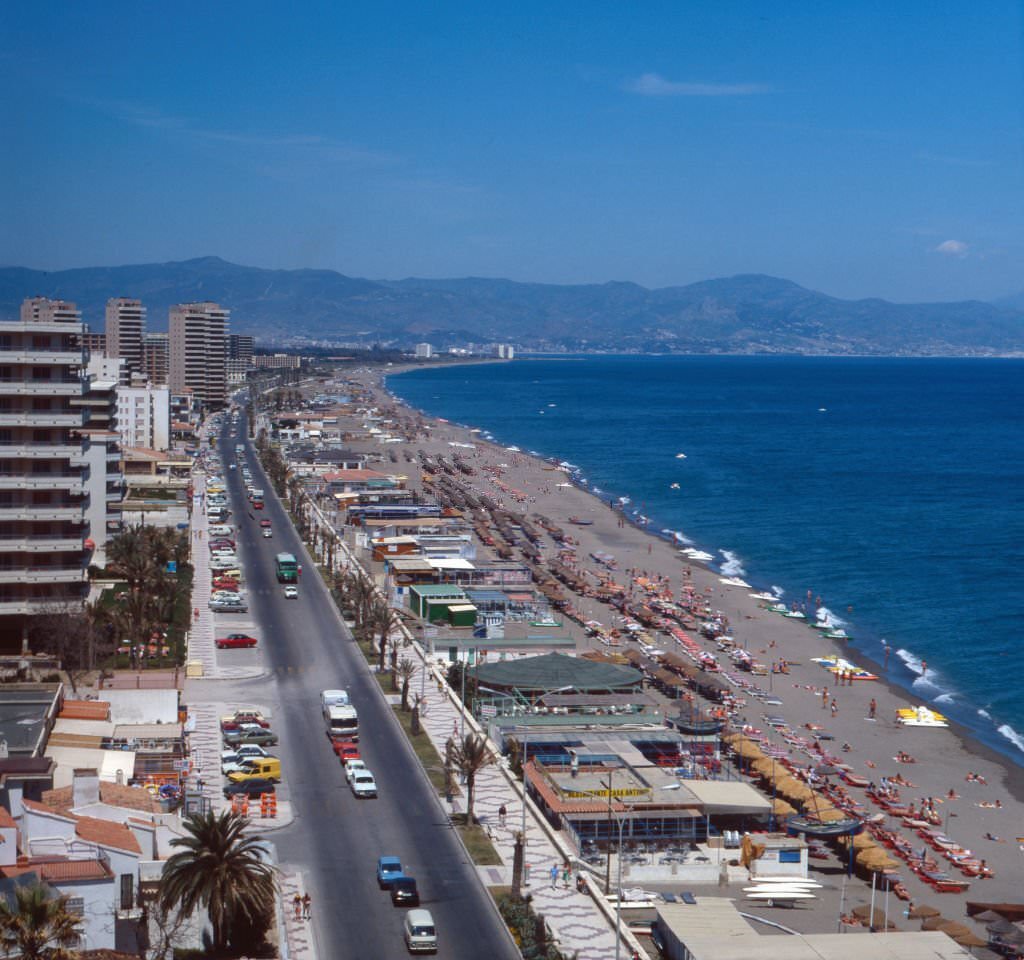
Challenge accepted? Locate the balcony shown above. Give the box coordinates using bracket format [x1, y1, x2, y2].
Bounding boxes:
[0, 535, 84, 553]
[0, 411, 83, 427]
[0, 566, 85, 585]
[0, 441, 84, 459]
[0, 351, 83, 365]
[0, 377, 86, 397]
[0, 473, 83, 491]
[0, 506, 84, 521]
[1, 321, 83, 335]
[0, 592, 85, 615]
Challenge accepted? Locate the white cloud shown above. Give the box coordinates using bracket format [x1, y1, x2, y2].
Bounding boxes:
[624, 73, 771, 97]
[934, 240, 969, 258]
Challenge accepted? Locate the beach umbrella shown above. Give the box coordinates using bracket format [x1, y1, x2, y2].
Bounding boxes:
[909, 903, 941, 919]
[771, 797, 796, 817]
[984, 916, 1017, 935]
[734, 741, 765, 761]
[852, 832, 877, 850]
[953, 931, 988, 948]
[852, 905, 896, 929]
[972, 910, 1005, 924]
[816, 806, 851, 823]
[921, 916, 949, 931]
[938, 921, 973, 941]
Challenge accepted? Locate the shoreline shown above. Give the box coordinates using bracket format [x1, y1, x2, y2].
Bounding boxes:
[351, 360, 1024, 906]
[384, 360, 1024, 777]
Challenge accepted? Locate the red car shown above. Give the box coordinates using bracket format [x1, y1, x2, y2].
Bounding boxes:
[213, 577, 240, 591]
[215, 633, 258, 649]
[221, 712, 271, 731]
[332, 740, 360, 762]
[209, 538, 235, 550]
[259, 519, 272, 529]
[252, 500, 264, 510]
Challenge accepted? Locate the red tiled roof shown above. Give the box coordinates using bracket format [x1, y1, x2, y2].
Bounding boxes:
[59, 700, 111, 721]
[42, 782, 161, 815]
[21, 798, 72, 820]
[35, 859, 113, 883]
[73, 815, 141, 854]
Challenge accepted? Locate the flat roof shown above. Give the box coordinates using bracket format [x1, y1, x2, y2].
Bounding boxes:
[473, 652, 641, 693]
[683, 779, 772, 815]
[410, 584, 468, 597]
[0, 686, 61, 756]
[427, 558, 474, 570]
[656, 900, 972, 960]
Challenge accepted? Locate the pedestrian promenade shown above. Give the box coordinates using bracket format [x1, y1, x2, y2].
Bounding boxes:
[279, 870, 319, 960]
[408, 652, 636, 960]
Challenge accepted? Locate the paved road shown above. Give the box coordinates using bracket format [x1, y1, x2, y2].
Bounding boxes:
[216, 410, 519, 960]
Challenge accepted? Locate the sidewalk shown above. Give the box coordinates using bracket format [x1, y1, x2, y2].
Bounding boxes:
[409, 655, 631, 960]
[278, 870, 320, 960]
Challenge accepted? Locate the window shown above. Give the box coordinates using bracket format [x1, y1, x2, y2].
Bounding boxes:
[119, 873, 134, 910]
[779, 849, 802, 863]
[65, 896, 84, 917]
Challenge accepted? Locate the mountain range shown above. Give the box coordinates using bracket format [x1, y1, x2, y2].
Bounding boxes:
[2, 256, 1022, 355]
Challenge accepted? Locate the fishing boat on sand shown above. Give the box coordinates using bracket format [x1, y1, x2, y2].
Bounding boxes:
[568, 516, 593, 526]
[896, 706, 949, 728]
[825, 628, 851, 640]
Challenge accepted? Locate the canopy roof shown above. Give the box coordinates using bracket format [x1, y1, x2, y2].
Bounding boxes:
[473, 652, 641, 693]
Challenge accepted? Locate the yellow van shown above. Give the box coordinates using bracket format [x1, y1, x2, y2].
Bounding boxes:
[227, 758, 281, 783]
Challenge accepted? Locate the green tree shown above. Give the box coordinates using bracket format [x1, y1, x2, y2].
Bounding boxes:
[452, 733, 495, 824]
[158, 810, 275, 954]
[397, 657, 417, 710]
[0, 882, 83, 960]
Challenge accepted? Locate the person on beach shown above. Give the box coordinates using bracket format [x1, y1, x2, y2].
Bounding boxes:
[831, 699, 838, 717]
[302, 893, 311, 919]
[868, 698, 877, 719]
[821, 688, 829, 709]
[498, 804, 507, 828]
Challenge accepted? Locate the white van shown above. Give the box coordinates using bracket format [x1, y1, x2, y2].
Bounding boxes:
[320, 689, 349, 712]
[209, 524, 234, 537]
[403, 909, 437, 953]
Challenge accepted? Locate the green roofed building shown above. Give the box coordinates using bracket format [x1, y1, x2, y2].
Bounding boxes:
[472, 652, 641, 695]
[408, 583, 468, 619]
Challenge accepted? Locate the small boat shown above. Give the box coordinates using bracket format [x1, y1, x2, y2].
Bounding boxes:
[811, 655, 878, 681]
[825, 628, 850, 640]
[744, 891, 816, 903]
[719, 577, 752, 588]
[746, 877, 822, 886]
[671, 717, 725, 736]
[669, 482, 681, 490]
[769, 602, 789, 614]
[749, 592, 777, 601]
[784, 610, 806, 619]
[680, 548, 713, 562]
[896, 706, 949, 728]
[675, 452, 687, 459]
[568, 517, 593, 526]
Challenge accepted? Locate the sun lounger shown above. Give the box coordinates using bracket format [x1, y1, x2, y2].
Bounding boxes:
[681, 892, 697, 905]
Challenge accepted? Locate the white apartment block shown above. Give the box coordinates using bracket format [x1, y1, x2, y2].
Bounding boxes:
[116, 384, 170, 451]
[0, 298, 89, 648]
[104, 298, 146, 374]
[252, 353, 301, 369]
[169, 302, 229, 410]
[415, 342, 434, 358]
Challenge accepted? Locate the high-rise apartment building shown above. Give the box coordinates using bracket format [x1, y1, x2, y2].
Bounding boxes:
[143, 333, 169, 386]
[104, 298, 146, 375]
[229, 335, 254, 364]
[0, 298, 88, 649]
[117, 383, 170, 451]
[82, 331, 107, 357]
[414, 342, 434, 358]
[169, 302, 229, 410]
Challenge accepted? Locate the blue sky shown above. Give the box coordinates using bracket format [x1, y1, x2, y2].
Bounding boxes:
[2, 1, 1022, 301]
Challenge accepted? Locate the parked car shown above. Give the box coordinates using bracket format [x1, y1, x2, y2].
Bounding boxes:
[221, 711, 270, 729]
[283, 585, 298, 599]
[210, 599, 247, 613]
[350, 769, 377, 798]
[223, 726, 278, 747]
[215, 633, 257, 649]
[212, 577, 240, 591]
[391, 876, 420, 907]
[223, 778, 276, 799]
[377, 856, 404, 888]
[226, 758, 281, 783]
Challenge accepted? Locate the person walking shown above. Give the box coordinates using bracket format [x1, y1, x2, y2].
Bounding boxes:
[498, 804, 507, 829]
[550, 864, 559, 889]
[868, 698, 877, 720]
[302, 893, 311, 920]
[562, 863, 571, 889]
[831, 698, 838, 718]
[293, 893, 302, 921]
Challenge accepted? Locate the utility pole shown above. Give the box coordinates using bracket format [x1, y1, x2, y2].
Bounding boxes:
[604, 770, 614, 895]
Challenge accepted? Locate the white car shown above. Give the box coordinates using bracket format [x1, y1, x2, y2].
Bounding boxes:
[283, 585, 298, 599]
[262, 528, 273, 538]
[343, 758, 367, 783]
[350, 769, 377, 798]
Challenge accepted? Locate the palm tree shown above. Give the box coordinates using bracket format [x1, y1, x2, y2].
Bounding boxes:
[452, 733, 495, 824]
[397, 657, 417, 710]
[0, 881, 83, 960]
[369, 601, 399, 672]
[158, 810, 276, 954]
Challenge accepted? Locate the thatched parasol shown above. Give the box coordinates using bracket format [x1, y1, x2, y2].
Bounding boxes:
[952, 931, 988, 948]
[921, 915, 949, 931]
[771, 797, 796, 817]
[852, 904, 896, 929]
[908, 903, 941, 919]
[937, 921, 973, 941]
[733, 740, 766, 761]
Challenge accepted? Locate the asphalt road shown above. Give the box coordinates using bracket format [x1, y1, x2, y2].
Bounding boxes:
[215, 409, 519, 960]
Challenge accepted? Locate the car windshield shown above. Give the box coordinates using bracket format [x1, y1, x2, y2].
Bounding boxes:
[412, 926, 434, 936]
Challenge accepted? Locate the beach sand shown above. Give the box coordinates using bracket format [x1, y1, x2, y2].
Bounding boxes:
[345, 363, 1024, 917]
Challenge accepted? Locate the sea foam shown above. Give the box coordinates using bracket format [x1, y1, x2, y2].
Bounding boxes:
[720, 550, 747, 578]
[997, 724, 1024, 755]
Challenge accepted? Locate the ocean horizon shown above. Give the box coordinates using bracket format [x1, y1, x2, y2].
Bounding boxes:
[389, 355, 1024, 768]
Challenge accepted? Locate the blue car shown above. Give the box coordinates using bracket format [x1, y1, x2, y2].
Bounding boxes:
[377, 856, 403, 889]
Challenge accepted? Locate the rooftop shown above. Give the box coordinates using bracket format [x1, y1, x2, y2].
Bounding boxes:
[473, 652, 641, 693]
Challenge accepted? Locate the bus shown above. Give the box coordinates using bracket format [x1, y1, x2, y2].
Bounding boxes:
[275, 552, 299, 583]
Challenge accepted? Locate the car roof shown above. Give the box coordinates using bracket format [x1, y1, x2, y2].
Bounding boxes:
[407, 909, 433, 924]
[379, 856, 401, 867]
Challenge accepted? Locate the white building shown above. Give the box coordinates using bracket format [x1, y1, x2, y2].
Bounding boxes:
[495, 343, 515, 359]
[104, 298, 146, 376]
[414, 342, 434, 358]
[169, 302, 229, 410]
[116, 384, 170, 452]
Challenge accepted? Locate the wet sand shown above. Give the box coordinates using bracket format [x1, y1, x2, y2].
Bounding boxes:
[350, 363, 1024, 912]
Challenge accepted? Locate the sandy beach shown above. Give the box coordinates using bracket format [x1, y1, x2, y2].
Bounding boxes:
[345, 362, 1024, 915]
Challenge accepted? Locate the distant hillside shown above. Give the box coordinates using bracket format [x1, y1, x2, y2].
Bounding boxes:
[2, 256, 1021, 355]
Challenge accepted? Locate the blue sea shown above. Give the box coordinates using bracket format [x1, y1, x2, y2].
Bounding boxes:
[389, 356, 1024, 766]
